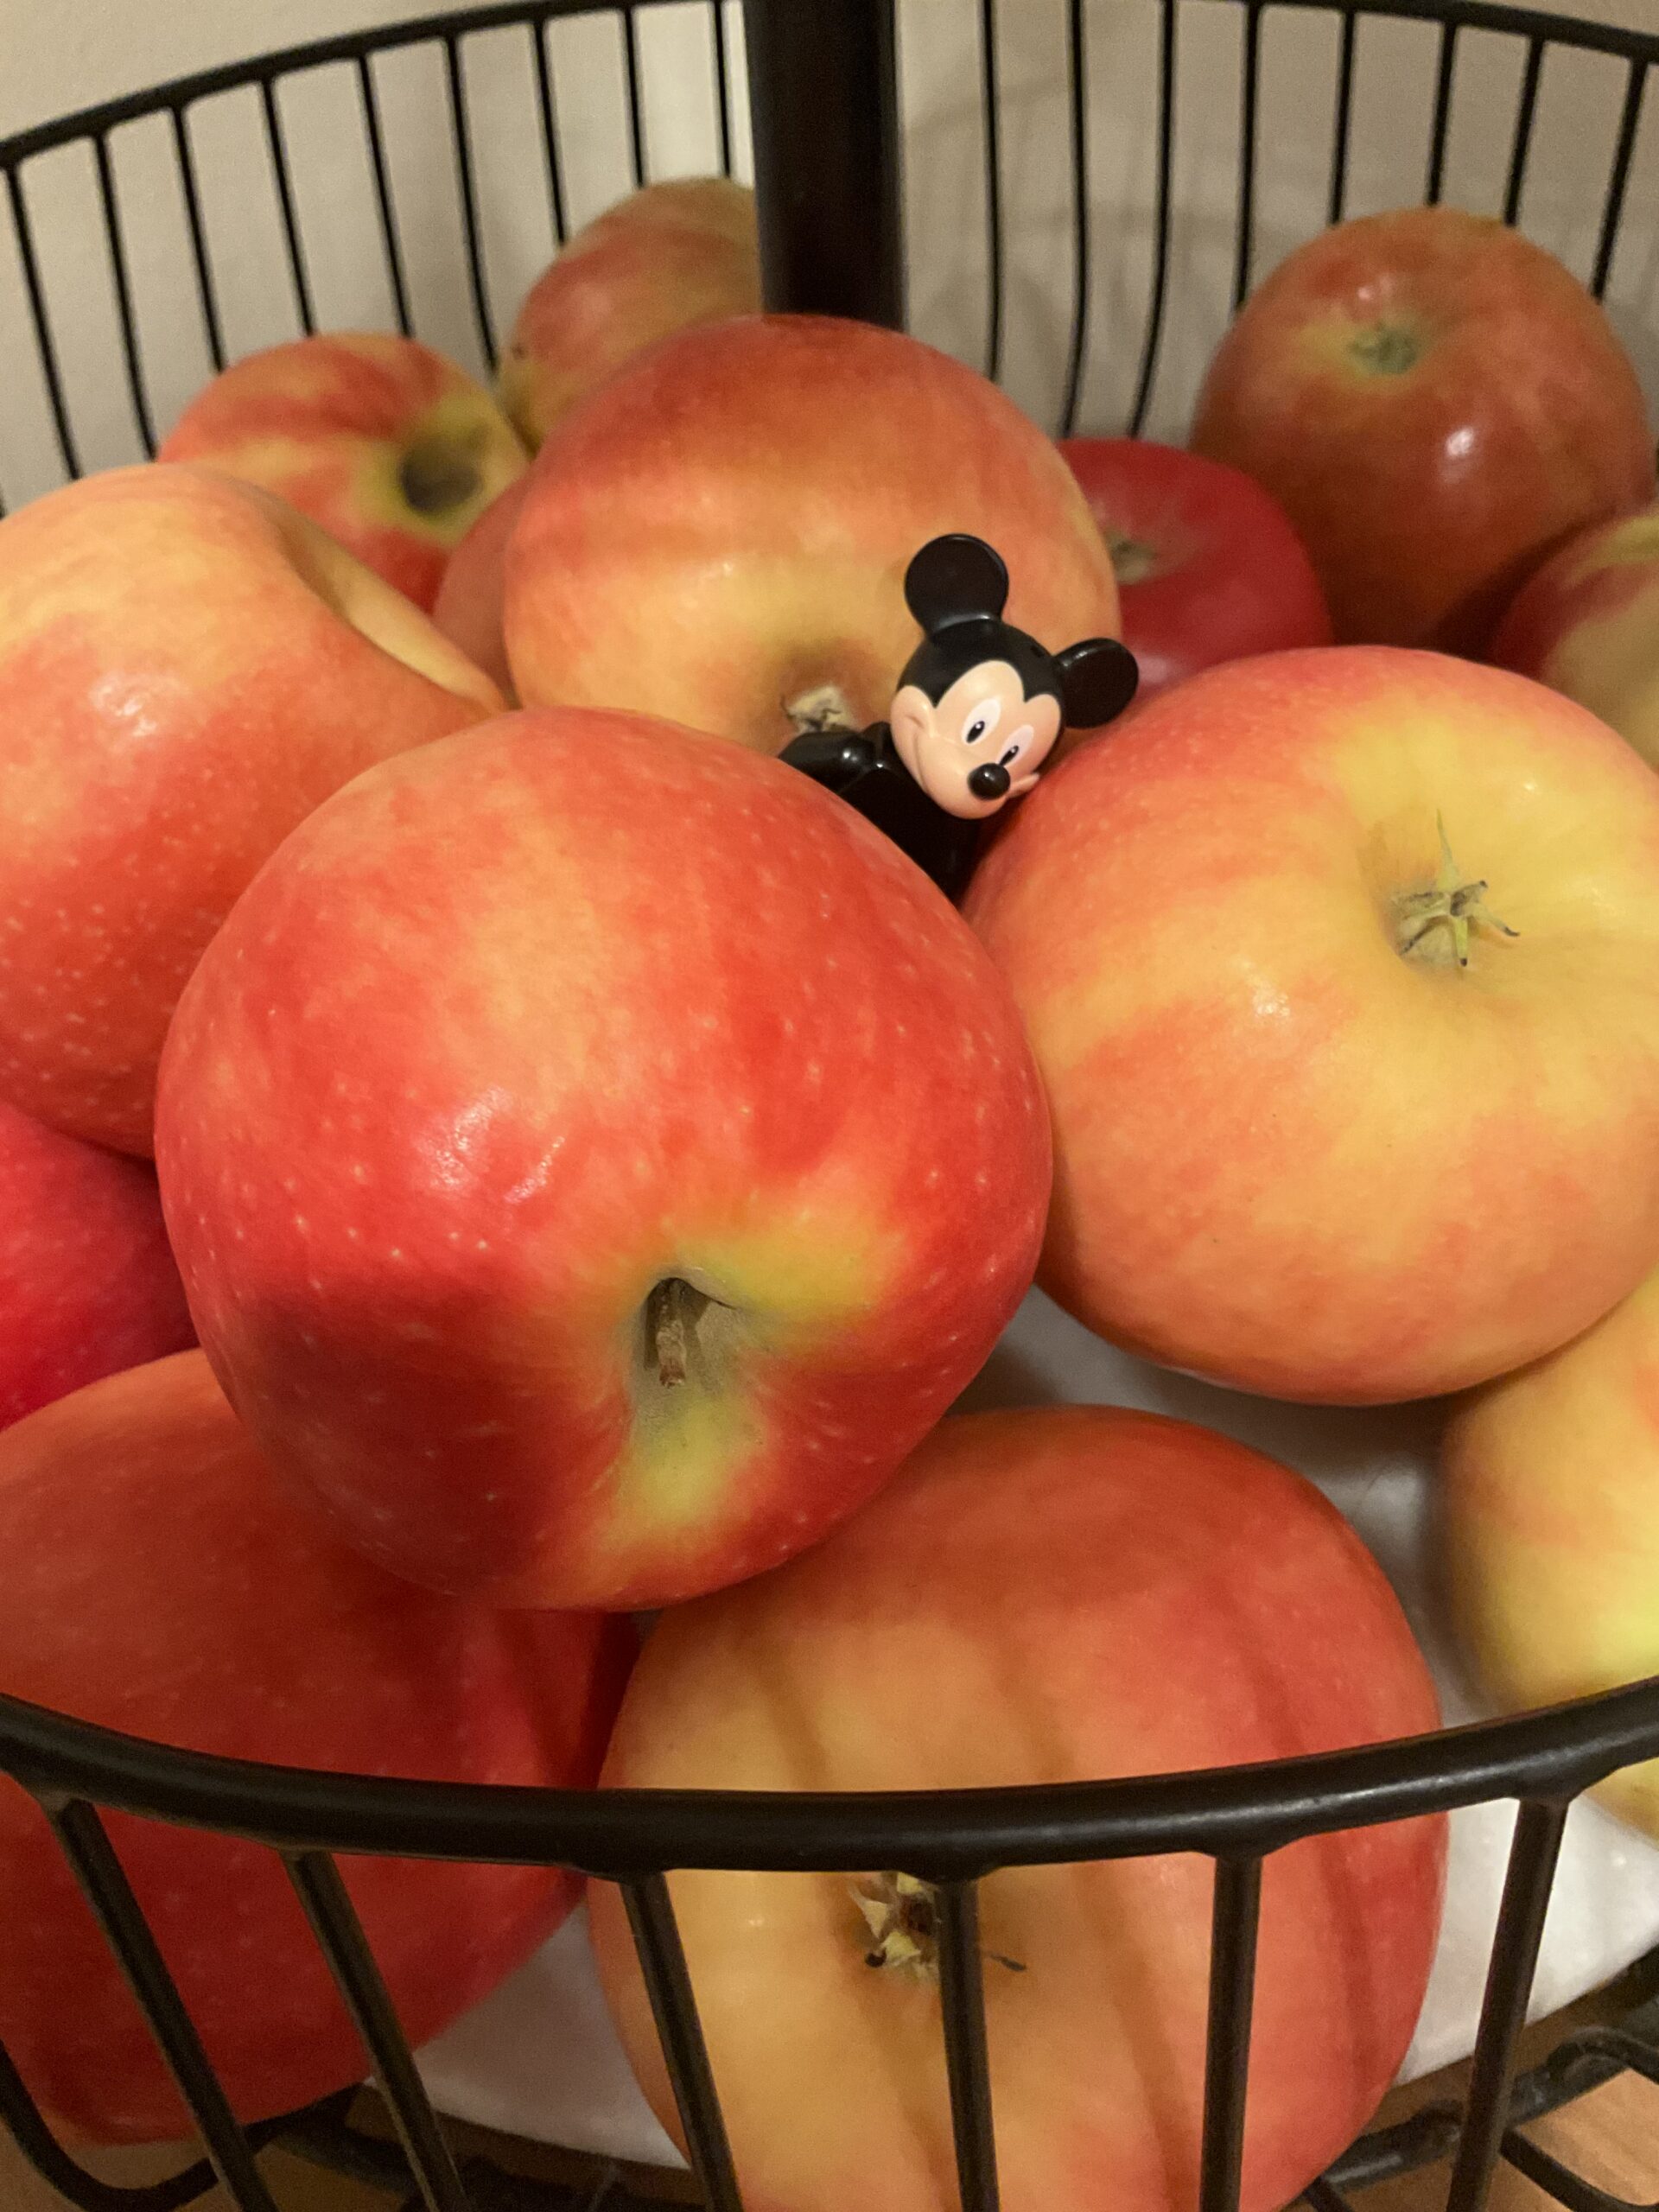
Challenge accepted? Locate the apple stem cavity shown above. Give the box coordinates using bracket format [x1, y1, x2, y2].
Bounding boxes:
[1348, 322, 1423, 378]
[1395, 816, 1521, 970]
[398, 433, 485, 518]
[785, 684, 858, 738]
[646, 1275, 712, 1388]
[851, 1872, 1026, 1981]
[1107, 536, 1161, 587]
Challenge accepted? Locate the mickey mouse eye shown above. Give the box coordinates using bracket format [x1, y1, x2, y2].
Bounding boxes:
[960, 695, 1002, 747]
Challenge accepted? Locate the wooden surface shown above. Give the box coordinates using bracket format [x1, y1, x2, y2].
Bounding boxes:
[4, 2042, 1653, 2212]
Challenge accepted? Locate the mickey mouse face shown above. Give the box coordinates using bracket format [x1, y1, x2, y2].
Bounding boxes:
[889, 660, 1064, 821]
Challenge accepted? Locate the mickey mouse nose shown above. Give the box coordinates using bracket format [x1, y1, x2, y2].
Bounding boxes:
[969, 761, 1012, 802]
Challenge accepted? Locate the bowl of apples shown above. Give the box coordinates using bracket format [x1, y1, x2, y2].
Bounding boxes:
[3, 6, 1659, 2212]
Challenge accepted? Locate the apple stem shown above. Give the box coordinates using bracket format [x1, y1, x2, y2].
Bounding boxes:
[850, 1872, 1026, 1980]
[1395, 816, 1520, 970]
[785, 684, 858, 738]
[647, 1276, 709, 1388]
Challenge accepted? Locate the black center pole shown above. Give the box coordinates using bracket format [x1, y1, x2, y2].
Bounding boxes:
[741, 0, 905, 326]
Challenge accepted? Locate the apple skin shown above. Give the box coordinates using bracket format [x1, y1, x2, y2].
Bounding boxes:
[154, 709, 1052, 1611]
[1490, 502, 1659, 770]
[1441, 1263, 1659, 1840]
[505, 314, 1122, 753]
[589, 1405, 1446, 2212]
[433, 475, 528, 699]
[1191, 207, 1654, 653]
[0, 1349, 632, 2143]
[0, 1100, 194, 1430]
[1058, 437, 1332, 701]
[499, 178, 760, 451]
[0, 464, 504, 1157]
[157, 333, 529, 611]
[964, 645, 1659, 1404]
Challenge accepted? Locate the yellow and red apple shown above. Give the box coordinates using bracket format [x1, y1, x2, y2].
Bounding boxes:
[1192, 208, 1653, 652]
[0, 1099, 194, 1430]
[0, 1349, 632, 2140]
[155, 709, 1052, 1610]
[590, 1406, 1445, 2212]
[1441, 1263, 1659, 1840]
[158, 332, 528, 610]
[499, 176, 760, 451]
[505, 313, 1121, 753]
[0, 464, 503, 1156]
[966, 646, 1659, 1403]
[1491, 502, 1659, 769]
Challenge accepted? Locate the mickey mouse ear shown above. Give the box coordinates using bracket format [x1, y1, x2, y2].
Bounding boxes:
[904, 534, 1010, 633]
[1057, 636, 1140, 729]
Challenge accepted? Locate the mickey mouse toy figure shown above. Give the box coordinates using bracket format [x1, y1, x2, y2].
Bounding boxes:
[781, 532, 1139, 900]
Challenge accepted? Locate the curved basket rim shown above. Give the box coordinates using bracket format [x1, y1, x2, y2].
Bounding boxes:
[2, 0, 1656, 175]
[3, 1675, 1656, 1879]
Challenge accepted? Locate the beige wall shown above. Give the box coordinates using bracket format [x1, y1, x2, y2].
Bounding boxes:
[1, 0, 1656, 499]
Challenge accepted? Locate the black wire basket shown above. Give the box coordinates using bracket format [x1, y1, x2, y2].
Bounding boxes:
[3, 4, 1659, 2210]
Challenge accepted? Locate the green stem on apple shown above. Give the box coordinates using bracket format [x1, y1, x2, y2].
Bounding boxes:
[1395, 815, 1520, 970]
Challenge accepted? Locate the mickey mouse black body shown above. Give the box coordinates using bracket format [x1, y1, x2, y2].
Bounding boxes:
[781, 534, 1139, 899]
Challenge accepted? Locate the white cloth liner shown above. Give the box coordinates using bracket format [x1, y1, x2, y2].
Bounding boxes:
[414, 1287, 1659, 2164]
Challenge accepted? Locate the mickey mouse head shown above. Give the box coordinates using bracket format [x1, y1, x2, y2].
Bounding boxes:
[887, 535, 1139, 822]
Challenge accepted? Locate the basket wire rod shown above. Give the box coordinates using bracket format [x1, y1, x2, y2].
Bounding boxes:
[92, 133, 157, 455]
[1502, 36, 1545, 226]
[937, 1880, 1001, 2212]
[1059, 0, 1091, 436]
[1232, 0, 1263, 309]
[285, 1850, 473, 2212]
[0, 2032, 225, 2212]
[4, 165, 81, 480]
[529, 19, 570, 245]
[259, 77, 316, 334]
[623, 7, 649, 185]
[1199, 1855, 1264, 2212]
[1128, 0, 1179, 436]
[443, 34, 498, 371]
[1425, 19, 1459, 204]
[1303, 2181, 1357, 2212]
[978, 0, 1004, 385]
[357, 54, 415, 335]
[1329, 8, 1358, 226]
[168, 107, 226, 374]
[41, 1797, 281, 2212]
[1443, 1798, 1572, 2212]
[711, 0, 734, 178]
[620, 1874, 744, 2212]
[1591, 58, 1648, 301]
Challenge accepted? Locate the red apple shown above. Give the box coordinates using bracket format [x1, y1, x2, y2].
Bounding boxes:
[498, 178, 760, 451]
[433, 475, 528, 700]
[0, 464, 504, 1156]
[1191, 207, 1653, 652]
[1490, 502, 1659, 769]
[588, 1405, 1446, 2212]
[0, 1349, 631, 2142]
[0, 1101, 194, 1430]
[154, 709, 1051, 1610]
[965, 646, 1659, 1403]
[1441, 1259, 1659, 1841]
[504, 314, 1121, 753]
[1059, 437, 1331, 700]
[157, 333, 529, 612]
